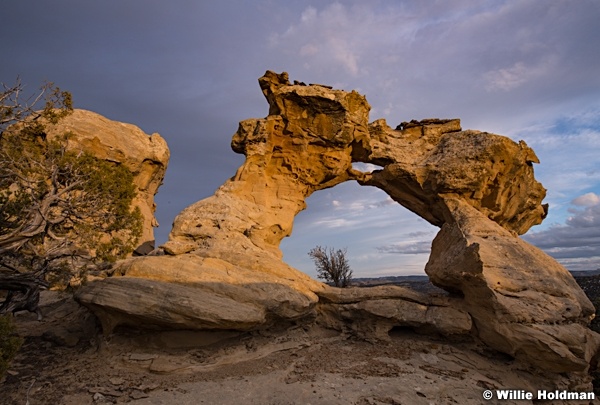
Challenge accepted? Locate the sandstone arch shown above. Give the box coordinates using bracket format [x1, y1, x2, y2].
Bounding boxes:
[77, 71, 599, 372]
[278, 179, 436, 277]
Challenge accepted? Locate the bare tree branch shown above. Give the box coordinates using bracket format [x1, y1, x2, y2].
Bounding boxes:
[308, 246, 353, 288]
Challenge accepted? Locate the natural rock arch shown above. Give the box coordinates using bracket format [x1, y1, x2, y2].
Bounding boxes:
[77, 71, 599, 373]
[278, 178, 436, 278]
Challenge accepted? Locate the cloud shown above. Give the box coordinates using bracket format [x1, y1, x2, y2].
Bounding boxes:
[483, 57, 556, 92]
[312, 218, 359, 229]
[573, 192, 600, 207]
[272, 3, 366, 76]
[267, 0, 600, 137]
[514, 111, 600, 226]
[352, 162, 384, 172]
[377, 240, 432, 255]
[328, 195, 394, 212]
[523, 193, 600, 270]
[407, 231, 434, 238]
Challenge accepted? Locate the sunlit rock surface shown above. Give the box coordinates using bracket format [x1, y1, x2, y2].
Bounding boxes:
[76, 72, 599, 372]
[45, 109, 170, 254]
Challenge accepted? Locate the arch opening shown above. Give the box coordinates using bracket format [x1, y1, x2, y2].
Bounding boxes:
[279, 180, 438, 282]
[351, 162, 384, 174]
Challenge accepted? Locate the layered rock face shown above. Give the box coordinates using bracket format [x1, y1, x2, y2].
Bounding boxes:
[45, 109, 170, 253]
[76, 72, 598, 372]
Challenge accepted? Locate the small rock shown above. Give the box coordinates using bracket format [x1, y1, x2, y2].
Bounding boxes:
[130, 390, 150, 400]
[109, 377, 125, 386]
[137, 382, 160, 392]
[420, 353, 439, 365]
[92, 392, 106, 402]
[102, 389, 123, 397]
[88, 387, 122, 397]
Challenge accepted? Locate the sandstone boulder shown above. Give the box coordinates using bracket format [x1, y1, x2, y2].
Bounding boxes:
[78, 254, 329, 333]
[78, 71, 373, 334]
[355, 117, 597, 371]
[45, 109, 170, 253]
[425, 198, 599, 372]
[76, 72, 598, 372]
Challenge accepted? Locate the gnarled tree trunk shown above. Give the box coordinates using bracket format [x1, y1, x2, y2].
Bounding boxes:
[0, 273, 47, 320]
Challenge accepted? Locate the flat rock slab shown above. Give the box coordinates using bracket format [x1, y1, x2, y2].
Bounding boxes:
[76, 277, 267, 333]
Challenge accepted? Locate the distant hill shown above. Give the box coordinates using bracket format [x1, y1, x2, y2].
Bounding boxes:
[352, 269, 600, 286]
[351, 270, 600, 299]
[569, 269, 600, 277]
[351, 275, 429, 287]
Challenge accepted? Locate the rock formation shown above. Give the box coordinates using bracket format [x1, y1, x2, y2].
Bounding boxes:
[355, 118, 597, 372]
[76, 72, 599, 373]
[44, 109, 170, 254]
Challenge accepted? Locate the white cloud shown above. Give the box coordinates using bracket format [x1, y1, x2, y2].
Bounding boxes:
[271, 3, 365, 76]
[312, 218, 358, 229]
[572, 192, 600, 207]
[514, 111, 600, 227]
[300, 6, 317, 23]
[299, 43, 318, 56]
[352, 162, 383, 172]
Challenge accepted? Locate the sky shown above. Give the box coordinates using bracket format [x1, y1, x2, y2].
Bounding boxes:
[1, 0, 599, 277]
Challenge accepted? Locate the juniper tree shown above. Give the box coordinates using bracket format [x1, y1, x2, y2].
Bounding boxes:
[0, 79, 142, 317]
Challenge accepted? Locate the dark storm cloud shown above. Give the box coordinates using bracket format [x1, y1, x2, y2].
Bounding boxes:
[1, 1, 281, 242]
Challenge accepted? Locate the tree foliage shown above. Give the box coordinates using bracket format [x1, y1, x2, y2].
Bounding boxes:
[0, 79, 142, 287]
[308, 246, 353, 288]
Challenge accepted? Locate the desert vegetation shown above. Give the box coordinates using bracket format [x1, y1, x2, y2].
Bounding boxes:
[0, 80, 143, 370]
[308, 246, 353, 288]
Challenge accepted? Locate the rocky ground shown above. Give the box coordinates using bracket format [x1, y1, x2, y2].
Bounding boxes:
[2, 277, 600, 405]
